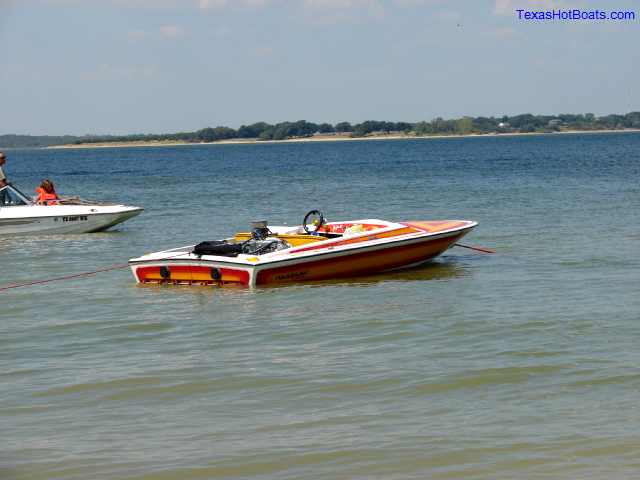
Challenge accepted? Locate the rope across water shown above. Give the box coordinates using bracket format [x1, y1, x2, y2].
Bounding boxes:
[0, 264, 130, 292]
[0, 245, 493, 292]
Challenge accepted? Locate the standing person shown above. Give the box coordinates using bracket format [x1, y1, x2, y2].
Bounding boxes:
[0, 151, 7, 188]
[0, 151, 7, 205]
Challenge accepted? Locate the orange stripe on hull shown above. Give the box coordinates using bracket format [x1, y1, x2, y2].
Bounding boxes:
[255, 233, 463, 285]
[403, 221, 471, 233]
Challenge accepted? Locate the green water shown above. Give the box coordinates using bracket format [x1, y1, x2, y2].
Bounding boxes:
[2, 133, 640, 479]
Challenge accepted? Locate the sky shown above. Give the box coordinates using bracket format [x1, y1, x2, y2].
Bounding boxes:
[0, 0, 638, 135]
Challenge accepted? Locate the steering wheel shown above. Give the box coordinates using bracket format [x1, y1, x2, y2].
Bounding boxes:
[303, 210, 325, 234]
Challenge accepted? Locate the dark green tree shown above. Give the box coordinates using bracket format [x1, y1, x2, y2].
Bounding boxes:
[334, 122, 353, 132]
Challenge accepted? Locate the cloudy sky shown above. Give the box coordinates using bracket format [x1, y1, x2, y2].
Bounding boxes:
[0, 0, 638, 135]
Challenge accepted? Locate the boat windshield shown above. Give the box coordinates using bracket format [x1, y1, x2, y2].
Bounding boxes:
[0, 185, 31, 207]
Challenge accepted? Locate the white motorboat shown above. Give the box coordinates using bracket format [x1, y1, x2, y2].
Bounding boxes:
[0, 184, 143, 235]
[129, 210, 477, 287]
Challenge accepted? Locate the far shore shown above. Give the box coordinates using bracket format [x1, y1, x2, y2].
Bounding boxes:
[46, 128, 640, 150]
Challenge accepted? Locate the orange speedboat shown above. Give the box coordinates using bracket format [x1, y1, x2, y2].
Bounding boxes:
[129, 210, 477, 287]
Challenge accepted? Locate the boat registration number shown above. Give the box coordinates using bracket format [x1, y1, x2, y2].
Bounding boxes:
[61, 216, 88, 222]
[274, 270, 308, 281]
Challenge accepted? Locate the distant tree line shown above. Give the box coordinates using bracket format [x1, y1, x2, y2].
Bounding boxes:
[2, 112, 640, 148]
[0, 134, 87, 148]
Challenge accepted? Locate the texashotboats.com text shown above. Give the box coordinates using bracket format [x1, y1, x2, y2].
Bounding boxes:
[516, 9, 635, 21]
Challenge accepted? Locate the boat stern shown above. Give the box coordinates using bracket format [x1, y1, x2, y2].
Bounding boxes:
[129, 249, 255, 287]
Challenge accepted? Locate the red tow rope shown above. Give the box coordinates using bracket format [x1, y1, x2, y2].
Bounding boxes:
[454, 243, 495, 254]
[0, 264, 129, 292]
[0, 245, 492, 292]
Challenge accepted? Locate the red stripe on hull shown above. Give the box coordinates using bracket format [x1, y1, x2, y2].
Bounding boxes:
[255, 233, 464, 285]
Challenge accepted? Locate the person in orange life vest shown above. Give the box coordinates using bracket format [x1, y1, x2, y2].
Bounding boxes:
[36, 179, 60, 205]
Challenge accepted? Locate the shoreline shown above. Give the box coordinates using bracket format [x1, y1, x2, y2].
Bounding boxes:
[46, 128, 640, 150]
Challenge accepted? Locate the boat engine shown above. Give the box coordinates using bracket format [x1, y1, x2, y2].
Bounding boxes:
[242, 237, 290, 255]
[250, 220, 270, 241]
[244, 220, 290, 254]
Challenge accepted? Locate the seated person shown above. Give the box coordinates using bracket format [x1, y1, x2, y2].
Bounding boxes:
[35, 179, 60, 205]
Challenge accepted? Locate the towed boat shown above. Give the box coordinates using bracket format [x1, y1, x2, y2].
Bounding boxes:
[0, 184, 143, 235]
[129, 210, 477, 287]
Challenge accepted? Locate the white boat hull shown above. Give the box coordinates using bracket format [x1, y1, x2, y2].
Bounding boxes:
[0, 207, 143, 235]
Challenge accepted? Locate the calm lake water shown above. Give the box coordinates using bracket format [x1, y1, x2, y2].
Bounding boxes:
[2, 133, 640, 479]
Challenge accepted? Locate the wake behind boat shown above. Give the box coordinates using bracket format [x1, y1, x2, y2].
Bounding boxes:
[129, 210, 477, 287]
[0, 184, 143, 235]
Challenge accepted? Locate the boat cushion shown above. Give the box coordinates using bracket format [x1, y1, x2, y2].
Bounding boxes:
[193, 241, 244, 257]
